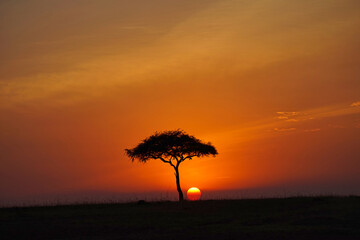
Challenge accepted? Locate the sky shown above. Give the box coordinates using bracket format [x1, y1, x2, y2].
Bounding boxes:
[1, 0, 360, 205]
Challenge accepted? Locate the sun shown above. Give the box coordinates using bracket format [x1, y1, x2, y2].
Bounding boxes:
[187, 187, 201, 201]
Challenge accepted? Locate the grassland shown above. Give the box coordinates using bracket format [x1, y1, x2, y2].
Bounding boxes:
[1, 196, 359, 240]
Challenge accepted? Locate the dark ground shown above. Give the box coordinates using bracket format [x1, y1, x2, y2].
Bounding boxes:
[1, 196, 359, 240]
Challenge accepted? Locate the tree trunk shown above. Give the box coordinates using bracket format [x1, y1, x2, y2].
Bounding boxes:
[174, 167, 184, 201]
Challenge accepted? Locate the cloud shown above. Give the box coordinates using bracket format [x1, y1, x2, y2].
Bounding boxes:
[276, 112, 299, 122]
[304, 128, 321, 133]
[276, 111, 314, 122]
[284, 118, 299, 122]
[276, 102, 360, 124]
[274, 127, 296, 132]
[276, 112, 299, 116]
[351, 101, 360, 107]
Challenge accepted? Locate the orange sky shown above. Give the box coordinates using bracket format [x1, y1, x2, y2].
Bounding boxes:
[1, 0, 360, 204]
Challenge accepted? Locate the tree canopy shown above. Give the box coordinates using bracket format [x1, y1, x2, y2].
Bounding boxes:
[125, 129, 218, 201]
[125, 129, 217, 164]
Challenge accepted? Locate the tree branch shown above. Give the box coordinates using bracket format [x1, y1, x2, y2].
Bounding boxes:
[158, 157, 170, 163]
[159, 156, 175, 168]
[176, 156, 183, 168]
[182, 155, 195, 162]
[172, 155, 179, 162]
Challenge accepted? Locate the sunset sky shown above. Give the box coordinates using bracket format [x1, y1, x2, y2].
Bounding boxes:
[1, 0, 360, 205]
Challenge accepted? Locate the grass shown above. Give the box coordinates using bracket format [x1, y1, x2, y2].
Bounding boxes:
[1, 196, 359, 240]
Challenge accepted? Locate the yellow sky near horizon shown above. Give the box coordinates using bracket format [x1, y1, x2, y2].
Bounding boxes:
[0, 0, 360, 202]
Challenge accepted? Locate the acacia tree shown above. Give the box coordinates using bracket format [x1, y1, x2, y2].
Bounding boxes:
[125, 130, 218, 201]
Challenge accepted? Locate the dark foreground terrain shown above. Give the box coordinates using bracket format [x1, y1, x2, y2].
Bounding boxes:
[1, 196, 359, 240]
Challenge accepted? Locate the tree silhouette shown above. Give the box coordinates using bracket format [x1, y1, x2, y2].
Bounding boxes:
[125, 130, 218, 201]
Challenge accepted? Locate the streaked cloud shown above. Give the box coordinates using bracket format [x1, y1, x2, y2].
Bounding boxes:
[351, 101, 360, 107]
[304, 128, 321, 133]
[273, 127, 296, 132]
[276, 112, 300, 122]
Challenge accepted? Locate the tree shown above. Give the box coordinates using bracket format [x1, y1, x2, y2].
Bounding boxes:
[125, 130, 218, 201]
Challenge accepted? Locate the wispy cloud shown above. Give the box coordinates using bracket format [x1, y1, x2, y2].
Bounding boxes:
[276, 102, 360, 125]
[274, 127, 296, 132]
[351, 101, 360, 107]
[276, 111, 313, 122]
[276, 112, 299, 121]
[304, 128, 321, 133]
[212, 102, 360, 145]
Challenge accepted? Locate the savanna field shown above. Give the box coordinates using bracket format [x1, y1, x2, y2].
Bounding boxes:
[1, 196, 359, 240]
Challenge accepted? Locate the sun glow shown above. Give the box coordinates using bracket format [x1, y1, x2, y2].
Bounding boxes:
[187, 187, 201, 201]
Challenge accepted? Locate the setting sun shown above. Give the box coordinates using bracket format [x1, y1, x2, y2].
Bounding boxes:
[187, 187, 201, 201]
